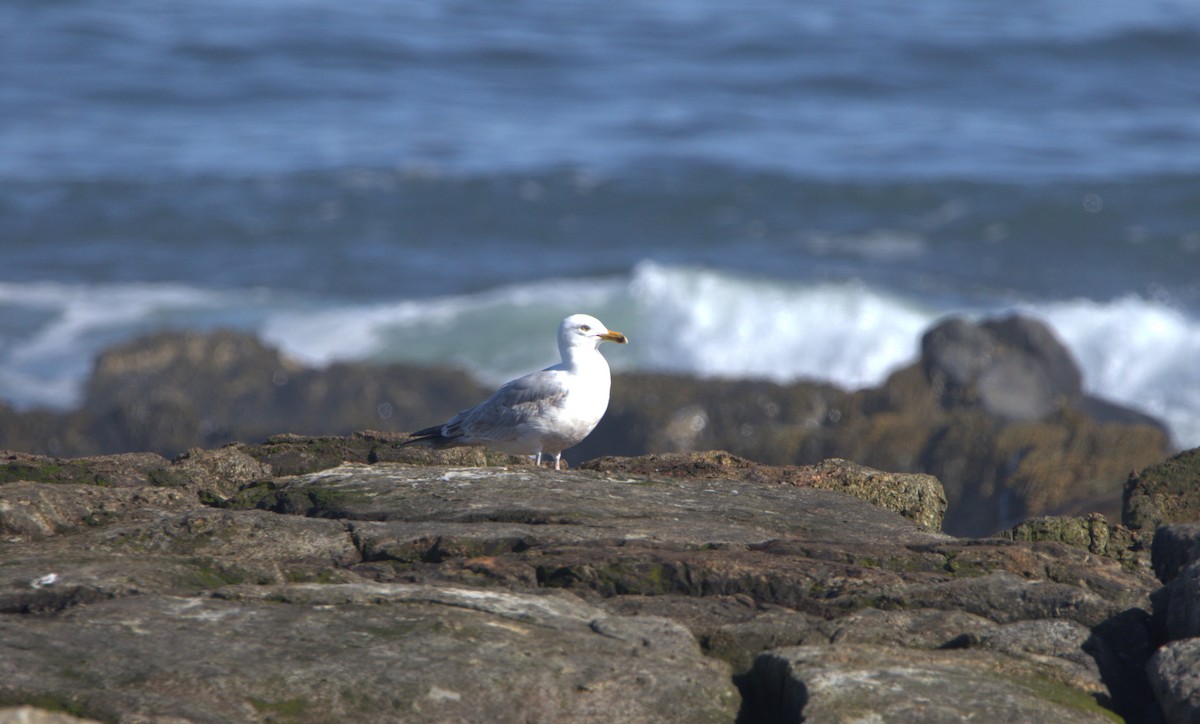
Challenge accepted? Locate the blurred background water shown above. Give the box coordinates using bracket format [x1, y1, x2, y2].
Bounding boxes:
[2, 0, 1199, 445]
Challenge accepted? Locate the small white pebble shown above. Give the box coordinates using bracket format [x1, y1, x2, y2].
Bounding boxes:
[30, 573, 58, 588]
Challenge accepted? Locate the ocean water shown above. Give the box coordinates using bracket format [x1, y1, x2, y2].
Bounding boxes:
[2, 0, 1199, 446]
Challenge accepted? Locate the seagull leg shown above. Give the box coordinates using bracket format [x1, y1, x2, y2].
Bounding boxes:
[534, 452, 542, 467]
[553, 452, 562, 471]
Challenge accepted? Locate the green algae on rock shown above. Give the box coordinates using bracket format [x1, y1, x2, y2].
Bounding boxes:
[1124, 447, 1200, 531]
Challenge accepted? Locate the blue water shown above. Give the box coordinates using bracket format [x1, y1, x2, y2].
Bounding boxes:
[2, 0, 1200, 446]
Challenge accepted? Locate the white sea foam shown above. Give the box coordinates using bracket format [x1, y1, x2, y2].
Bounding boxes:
[0, 281, 277, 408]
[626, 261, 932, 387]
[258, 275, 629, 376]
[263, 261, 933, 391]
[1032, 296, 1200, 449]
[2, 268, 1198, 448]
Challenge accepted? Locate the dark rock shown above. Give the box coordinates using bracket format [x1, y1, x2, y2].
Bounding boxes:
[1125, 448, 1200, 531]
[1078, 394, 1171, 431]
[575, 318, 1166, 537]
[81, 329, 290, 454]
[678, 604, 836, 677]
[921, 315, 1083, 421]
[909, 406, 1166, 537]
[1153, 562, 1200, 642]
[1152, 524, 1200, 585]
[77, 329, 493, 457]
[1146, 638, 1200, 724]
[0, 402, 93, 459]
[572, 373, 847, 462]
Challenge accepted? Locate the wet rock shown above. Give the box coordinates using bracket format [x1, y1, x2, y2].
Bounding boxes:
[0, 403, 94, 460]
[81, 329, 291, 454]
[1146, 638, 1200, 724]
[1125, 448, 1200, 531]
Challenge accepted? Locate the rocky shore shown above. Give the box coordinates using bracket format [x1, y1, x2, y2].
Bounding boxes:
[0, 314, 1172, 537]
[2, 437, 1200, 721]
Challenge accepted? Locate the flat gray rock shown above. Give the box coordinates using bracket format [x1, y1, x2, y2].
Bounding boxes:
[257, 461, 946, 546]
[750, 643, 1115, 722]
[0, 584, 737, 723]
[0, 453, 1169, 721]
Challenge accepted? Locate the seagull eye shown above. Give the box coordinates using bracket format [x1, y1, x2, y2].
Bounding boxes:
[580, 325, 591, 332]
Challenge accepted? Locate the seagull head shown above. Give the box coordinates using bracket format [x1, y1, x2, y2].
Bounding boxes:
[559, 313, 628, 351]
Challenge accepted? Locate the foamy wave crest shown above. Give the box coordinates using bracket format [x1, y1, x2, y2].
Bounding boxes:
[627, 261, 933, 387]
[1031, 296, 1200, 448]
[259, 262, 935, 391]
[260, 276, 634, 383]
[0, 281, 277, 409]
[3, 271, 1198, 449]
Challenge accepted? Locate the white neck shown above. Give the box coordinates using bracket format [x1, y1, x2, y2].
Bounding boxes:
[559, 343, 608, 374]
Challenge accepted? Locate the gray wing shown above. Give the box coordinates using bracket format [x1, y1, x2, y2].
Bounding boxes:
[443, 370, 568, 443]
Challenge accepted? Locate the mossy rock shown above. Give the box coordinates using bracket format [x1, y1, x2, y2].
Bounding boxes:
[1123, 447, 1200, 530]
[241, 432, 529, 478]
[1003, 514, 1145, 569]
[0, 452, 170, 488]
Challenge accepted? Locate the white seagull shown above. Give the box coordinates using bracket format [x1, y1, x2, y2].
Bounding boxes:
[401, 313, 629, 470]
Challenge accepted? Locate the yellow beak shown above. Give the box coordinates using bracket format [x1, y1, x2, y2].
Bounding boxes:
[599, 330, 629, 344]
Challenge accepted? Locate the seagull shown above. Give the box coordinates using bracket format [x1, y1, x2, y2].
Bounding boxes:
[400, 313, 629, 470]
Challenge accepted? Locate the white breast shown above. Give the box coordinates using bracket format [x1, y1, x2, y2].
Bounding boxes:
[528, 359, 612, 455]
